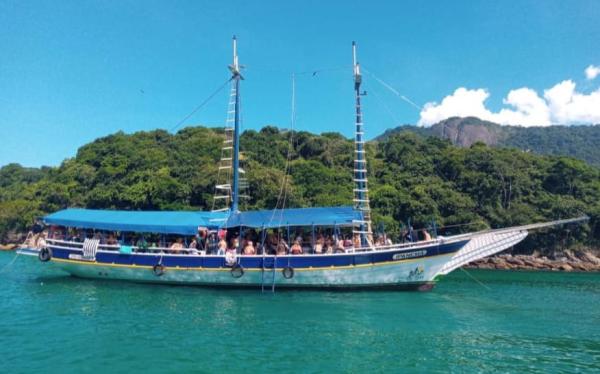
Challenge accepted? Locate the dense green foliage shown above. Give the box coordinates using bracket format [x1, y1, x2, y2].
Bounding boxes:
[378, 117, 600, 167]
[1, 126, 599, 253]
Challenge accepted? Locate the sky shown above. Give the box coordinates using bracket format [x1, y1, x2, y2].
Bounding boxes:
[1, 0, 600, 167]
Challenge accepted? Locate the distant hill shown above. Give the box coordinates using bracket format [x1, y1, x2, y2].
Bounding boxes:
[377, 117, 600, 167]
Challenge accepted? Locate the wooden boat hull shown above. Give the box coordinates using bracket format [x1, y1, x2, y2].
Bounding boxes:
[20, 239, 469, 290]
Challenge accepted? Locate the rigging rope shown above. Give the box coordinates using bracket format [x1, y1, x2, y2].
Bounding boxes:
[362, 68, 423, 111]
[246, 65, 350, 77]
[268, 73, 297, 229]
[370, 87, 403, 128]
[169, 78, 232, 132]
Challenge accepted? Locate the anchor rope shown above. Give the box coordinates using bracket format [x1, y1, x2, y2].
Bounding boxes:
[460, 267, 491, 291]
[0, 251, 21, 274]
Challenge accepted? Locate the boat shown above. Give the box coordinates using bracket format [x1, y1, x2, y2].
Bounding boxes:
[17, 38, 588, 291]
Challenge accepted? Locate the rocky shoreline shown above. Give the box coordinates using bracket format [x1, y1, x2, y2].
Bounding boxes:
[465, 250, 600, 272]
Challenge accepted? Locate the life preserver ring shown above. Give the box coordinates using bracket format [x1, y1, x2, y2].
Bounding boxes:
[38, 247, 52, 262]
[282, 266, 294, 279]
[230, 264, 244, 278]
[153, 264, 165, 276]
[225, 251, 237, 266]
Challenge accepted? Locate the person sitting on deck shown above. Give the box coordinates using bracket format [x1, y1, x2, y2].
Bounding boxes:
[335, 238, 347, 253]
[314, 236, 324, 254]
[343, 236, 353, 249]
[217, 238, 227, 255]
[229, 238, 239, 252]
[136, 236, 149, 253]
[353, 234, 361, 249]
[188, 238, 199, 255]
[276, 239, 288, 256]
[324, 237, 334, 254]
[243, 241, 256, 255]
[421, 229, 432, 241]
[195, 228, 207, 253]
[206, 232, 218, 254]
[106, 234, 118, 245]
[170, 238, 184, 253]
[290, 240, 303, 255]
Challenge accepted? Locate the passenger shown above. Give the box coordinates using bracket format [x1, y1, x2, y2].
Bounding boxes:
[217, 238, 227, 255]
[343, 236, 353, 249]
[314, 236, 324, 254]
[53, 230, 64, 240]
[136, 236, 149, 253]
[196, 228, 207, 252]
[266, 233, 278, 254]
[188, 238, 199, 255]
[229, 238, 239, 252]
[170, 238, 184, 253]
[206, 232, 219, 254]
[385, 234, 393, 246]
[422, 229, 432, 241]
[336, 238, 346, 253]
[243, 241, 256, 255]
[106, 234, 118, 245]
[324, 237, 334, 254]
[276, 239, 288, 256]
[295, 232, 304, 246]
[404, 226, 415, 242]
[353, 234, 361, 249]
[290, 240, 303, 255]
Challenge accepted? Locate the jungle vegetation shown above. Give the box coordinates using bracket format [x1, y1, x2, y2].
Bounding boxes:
[1, 126, 598, 253]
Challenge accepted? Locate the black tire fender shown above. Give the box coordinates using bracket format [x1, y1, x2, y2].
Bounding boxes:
[153, 264, 165, 277]
[282, 266, 294, 279]
[231, 264, 244, 278]
[38, 247, 52, 262]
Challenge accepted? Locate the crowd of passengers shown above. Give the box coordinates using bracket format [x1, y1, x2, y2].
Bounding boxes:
[46, 226, 433, 256]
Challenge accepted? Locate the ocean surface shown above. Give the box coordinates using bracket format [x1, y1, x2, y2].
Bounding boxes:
[1, 251, 599, 373]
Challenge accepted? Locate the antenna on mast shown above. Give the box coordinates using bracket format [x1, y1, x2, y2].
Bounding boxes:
[229, 35, 243, 79]
[353, 41, 361, 88]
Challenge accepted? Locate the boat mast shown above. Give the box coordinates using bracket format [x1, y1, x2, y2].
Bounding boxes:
[229, 36, 242, 213]
[352, 41, 373, 247]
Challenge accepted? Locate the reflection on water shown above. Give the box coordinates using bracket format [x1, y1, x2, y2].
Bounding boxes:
[1, 252, 599, 372]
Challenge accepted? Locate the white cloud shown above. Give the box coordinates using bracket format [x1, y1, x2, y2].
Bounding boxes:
[585, 65, 600, 80]
[418, 71, 600, 127]
[545, 80, 600, 124]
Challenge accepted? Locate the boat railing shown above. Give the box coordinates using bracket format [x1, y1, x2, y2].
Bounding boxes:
[46, 238, 199, 255]
[45, 236, 452, 256]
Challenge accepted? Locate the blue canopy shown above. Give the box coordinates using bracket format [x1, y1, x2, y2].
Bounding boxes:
[44, 206, 361, 234]
[44, 209, 228, 235]
[223, 206, 362, 229]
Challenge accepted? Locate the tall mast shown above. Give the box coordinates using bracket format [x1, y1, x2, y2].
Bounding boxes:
[229, 36, 242, 213]
[352, 41, 372, 247]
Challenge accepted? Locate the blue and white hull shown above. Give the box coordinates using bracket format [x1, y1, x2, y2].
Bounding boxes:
[22, 238, 469, 290]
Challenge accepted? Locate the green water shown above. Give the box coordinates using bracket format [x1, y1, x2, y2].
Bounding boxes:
[1, 252, 599, 373]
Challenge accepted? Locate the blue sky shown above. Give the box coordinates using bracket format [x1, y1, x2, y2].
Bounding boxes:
[1, 0, 599, 167]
